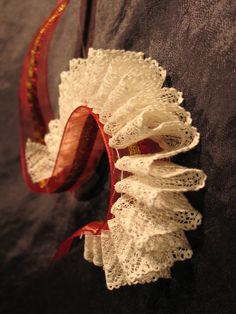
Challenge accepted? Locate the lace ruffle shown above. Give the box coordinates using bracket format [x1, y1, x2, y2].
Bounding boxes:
[25, 48, 206, 289]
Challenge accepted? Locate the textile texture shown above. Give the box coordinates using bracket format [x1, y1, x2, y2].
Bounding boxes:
[0, 0, 235, 313]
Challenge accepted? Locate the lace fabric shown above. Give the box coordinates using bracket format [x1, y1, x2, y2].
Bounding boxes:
[25, 48, 206, 289]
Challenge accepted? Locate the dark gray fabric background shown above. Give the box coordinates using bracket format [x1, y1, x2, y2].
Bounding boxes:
[0, 0, 235, 313]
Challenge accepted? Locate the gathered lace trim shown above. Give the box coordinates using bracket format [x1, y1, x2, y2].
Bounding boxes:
[25, 48, 206, 289]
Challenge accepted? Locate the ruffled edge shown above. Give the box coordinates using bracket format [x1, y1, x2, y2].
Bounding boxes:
[25, 48, 206, 290]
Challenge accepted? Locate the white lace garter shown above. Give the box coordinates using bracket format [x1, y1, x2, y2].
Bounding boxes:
[25, 48, 206, 290]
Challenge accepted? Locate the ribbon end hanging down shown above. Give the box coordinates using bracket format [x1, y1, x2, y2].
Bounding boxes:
[51, 221, 104, 264]
[51, 237, 74, 263]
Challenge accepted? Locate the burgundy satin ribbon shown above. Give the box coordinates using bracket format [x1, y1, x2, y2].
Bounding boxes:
[19, 0, 163, 262]
[52, 221, 105, 261]
[18, 0, 116, 261]
[19, 0, 71, 192]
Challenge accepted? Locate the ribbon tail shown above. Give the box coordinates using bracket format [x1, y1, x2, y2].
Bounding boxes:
[52, 237, 75, 262]
[51, 221, 105, 263]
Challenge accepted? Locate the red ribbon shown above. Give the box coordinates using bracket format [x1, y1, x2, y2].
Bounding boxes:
[18, 0, 118, 261]
[19, 0, 71, 192]
[19, 0, 163, 262]
[52, 221, 105, 262]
